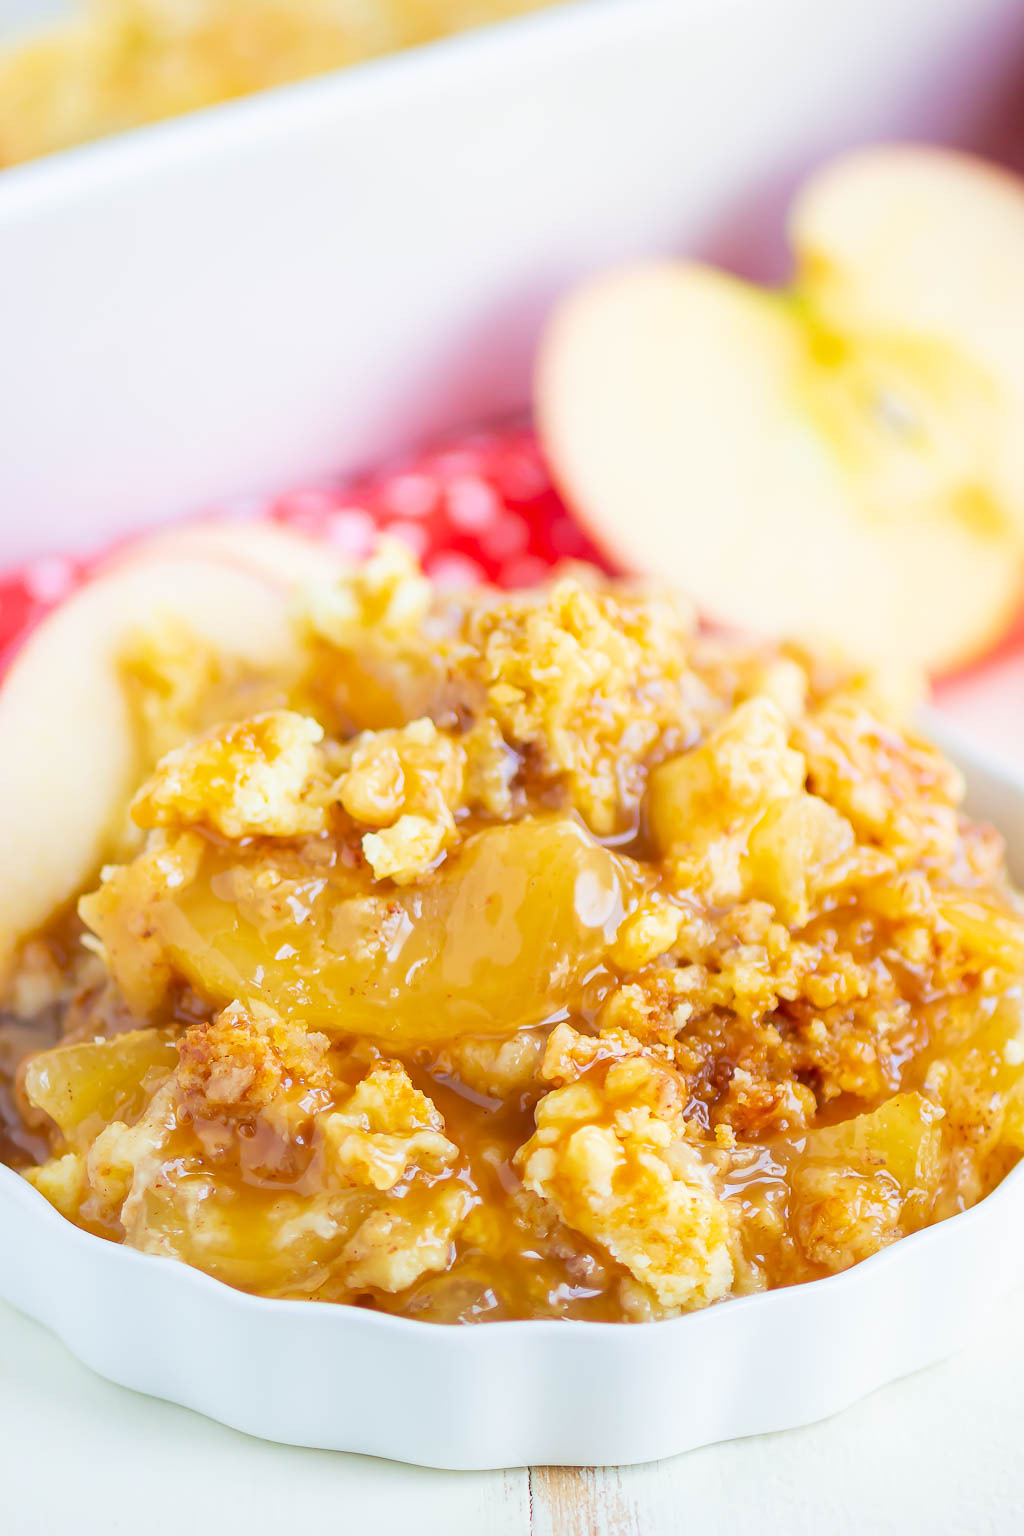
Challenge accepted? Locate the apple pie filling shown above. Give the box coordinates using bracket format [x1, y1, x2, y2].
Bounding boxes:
[3, 539, 1024, 1322]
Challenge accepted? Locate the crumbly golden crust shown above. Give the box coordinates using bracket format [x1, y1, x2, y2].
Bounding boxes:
[518, 1055, 735, 1312]
[176, 1002, 332, 1118]
[132, 710, 329, 839]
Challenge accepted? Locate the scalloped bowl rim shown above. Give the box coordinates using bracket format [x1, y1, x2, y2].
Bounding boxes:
[2, 1140, 1022, 1339]
[1, 721, 1023, 1468]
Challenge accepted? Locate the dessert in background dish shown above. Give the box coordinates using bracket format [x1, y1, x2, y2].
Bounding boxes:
[0, 0, 556, 167]
[2, 516, 1024, 1323]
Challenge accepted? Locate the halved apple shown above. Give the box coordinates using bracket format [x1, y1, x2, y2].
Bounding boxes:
[0, 535, 340, 979]
[536, 146, 1024, 672]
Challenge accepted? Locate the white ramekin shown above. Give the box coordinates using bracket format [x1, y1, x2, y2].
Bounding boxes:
[0, 729, 1020, 1469]
[0, 0, 1020, 561]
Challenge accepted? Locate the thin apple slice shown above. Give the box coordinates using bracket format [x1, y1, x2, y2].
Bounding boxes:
[537, 147, 1024, 674]
[0, 553, 313, 978]
[105, 519, 347, 589]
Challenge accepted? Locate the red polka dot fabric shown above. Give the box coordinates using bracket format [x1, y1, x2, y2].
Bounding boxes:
[265, 425, 604, 587]
[0, 425, 600, 671]
[1, 422, 1021, 764]
[0, 552, 89, 672]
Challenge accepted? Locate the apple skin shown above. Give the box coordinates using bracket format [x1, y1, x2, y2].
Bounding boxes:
[0, 536, 342, 982]
[536, 147, 1024, 676]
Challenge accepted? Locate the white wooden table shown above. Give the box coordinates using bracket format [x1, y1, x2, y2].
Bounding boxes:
[2, 1278, 1023, 1535]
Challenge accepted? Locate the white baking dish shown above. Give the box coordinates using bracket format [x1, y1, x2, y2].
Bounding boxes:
[1, 0, 1024, 557]
[0, 722, 1021, 1470]
[3, 0, 1024, 1472]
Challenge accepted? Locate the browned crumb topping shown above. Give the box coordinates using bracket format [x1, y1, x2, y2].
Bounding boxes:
[176, 1002, 332, 1118]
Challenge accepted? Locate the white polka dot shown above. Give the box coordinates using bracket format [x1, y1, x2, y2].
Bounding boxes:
[23, 556, 75, 604]
[445, 476, 501, 532]
[323, 507, 377, 557]
[425, 552, 486, 589]
[379, 473, 439, 520]
[382, 520, 430, 557]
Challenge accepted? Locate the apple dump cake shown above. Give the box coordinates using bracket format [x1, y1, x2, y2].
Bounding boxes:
[2, 535, 1023, 1323]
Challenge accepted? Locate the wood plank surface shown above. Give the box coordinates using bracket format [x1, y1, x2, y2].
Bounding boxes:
[530, 1466, 641, 1536]
[6, 1282, 1024, 1534]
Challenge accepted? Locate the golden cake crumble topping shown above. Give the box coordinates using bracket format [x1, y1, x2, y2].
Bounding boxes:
[3, 539, 1024, 1323]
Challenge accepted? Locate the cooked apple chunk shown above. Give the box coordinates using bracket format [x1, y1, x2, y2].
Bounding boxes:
[22, 1007, 470, 1298]
[22, 1028, 180, 1143]
[83, 810, 639, 1047]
